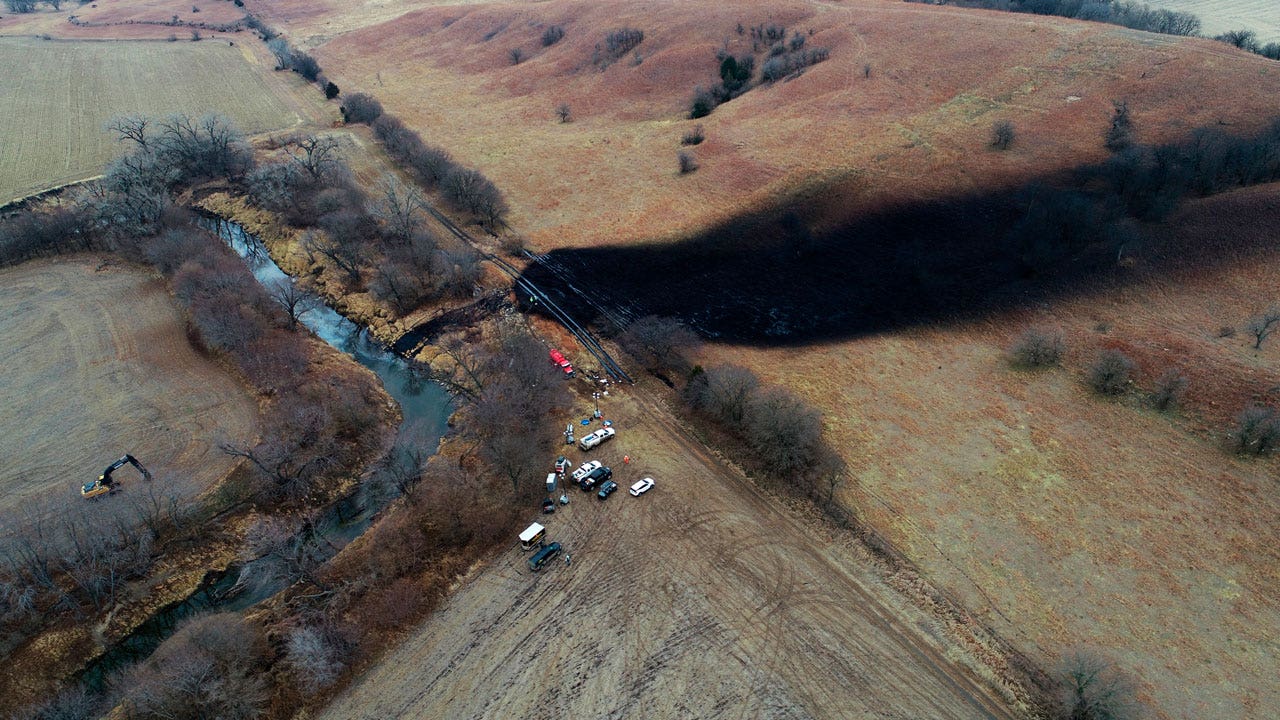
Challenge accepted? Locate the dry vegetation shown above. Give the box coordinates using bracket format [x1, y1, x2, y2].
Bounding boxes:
[695, 184, 1280, 719]
[295, 0, 1280, 252]
[0, 37, 325, 203]
[212, 0, 1280, 718]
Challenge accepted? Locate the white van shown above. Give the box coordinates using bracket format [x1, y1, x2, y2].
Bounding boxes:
[519, 523, 546, 551]
[578, 426, 616, 451]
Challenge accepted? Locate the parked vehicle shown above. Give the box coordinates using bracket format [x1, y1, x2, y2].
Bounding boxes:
[578, 426, 616, 451]
[571, 460, 603, 484]
[580, 465, 613, 490]
[549, 349, 574, 377]
[542, 498, 556, 514]
[629, 477, 655, 496]
[519, 523, 546, 551]
[597, 480, 618, 500]
[529, 542, 562, 571]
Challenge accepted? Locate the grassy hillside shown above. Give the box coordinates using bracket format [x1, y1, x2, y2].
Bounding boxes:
[305, 0, 1280, 250]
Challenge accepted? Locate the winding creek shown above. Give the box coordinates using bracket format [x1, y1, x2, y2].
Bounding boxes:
[80, 217, 454, 687]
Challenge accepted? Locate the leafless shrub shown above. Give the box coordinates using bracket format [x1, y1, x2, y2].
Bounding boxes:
[991, 120, 1015, 150]
[678, 151, 698, 174]
[681, 124, 705, 146]
[555, 103, 572, 123]
[11, 684, 99, 720]
[1149, 369, 1187, 411]
[1088, 349, 1135, 395]
[618, 315, 700, 375]
[508, 47, 524, 65]
[1056, 650, 1141, 720]
[122, 613, 268, 720]
[285, 621, 355, 693]
[684, 364, 760, 425]
[1105, 99, 1134, 152]
[541, 24, 564, 47]
[594, 27, 643, 66]
[1010, 327, 1064, 368]
[441, 166, 508, 228]
[341, 92, 384, 124]
[1233, 404, 1280, 455]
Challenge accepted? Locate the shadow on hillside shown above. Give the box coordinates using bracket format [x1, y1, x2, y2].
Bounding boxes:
[520, 187, 1122, 345]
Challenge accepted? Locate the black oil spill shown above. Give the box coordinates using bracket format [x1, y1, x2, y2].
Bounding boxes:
[520, 192, 1112, 345]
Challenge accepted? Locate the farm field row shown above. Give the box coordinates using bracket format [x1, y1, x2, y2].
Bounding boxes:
[1146, 0, 1280, 43]
[0, 37, 318, 203]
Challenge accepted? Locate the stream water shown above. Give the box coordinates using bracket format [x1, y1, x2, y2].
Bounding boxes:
[79, 217, 453, 688]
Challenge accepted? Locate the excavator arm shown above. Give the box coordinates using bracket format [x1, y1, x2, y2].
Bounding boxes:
[84, 454, 151, 498]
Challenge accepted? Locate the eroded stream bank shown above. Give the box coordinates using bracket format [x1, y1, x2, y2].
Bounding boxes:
[79, 216, 454, 687]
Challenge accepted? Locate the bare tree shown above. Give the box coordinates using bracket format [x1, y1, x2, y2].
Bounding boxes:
[106, 115, 151, 151]
[10, 684, 98, 720]
[1245, 306, 1280, 349]
[509, 47, 525, 65]
[685, 364, 760, 425]
[341, 92, 384, 124]
[370, 173, 426, 241]
[1057, 650, 1141, 720]
[123, 613, 269, 720]
[302, 228, 365, 286]
[618, 315, 700, 375]
[242, 515, 330, 591]
[742, 386, 825, 477]
[556, 103, 572, 123]
[283, 133, 342, 183]
[267, 277, 316, 329]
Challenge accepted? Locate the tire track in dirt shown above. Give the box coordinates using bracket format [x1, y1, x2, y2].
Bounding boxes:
[319, 386, 1019, 720]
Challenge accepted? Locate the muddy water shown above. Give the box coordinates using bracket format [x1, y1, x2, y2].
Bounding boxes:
[80, 217, 453, 687]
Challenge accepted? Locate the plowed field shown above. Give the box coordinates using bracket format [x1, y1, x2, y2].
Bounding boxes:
[0, 258, 258, 527]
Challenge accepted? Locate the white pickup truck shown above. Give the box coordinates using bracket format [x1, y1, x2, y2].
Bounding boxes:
[578, 426, 615, 451]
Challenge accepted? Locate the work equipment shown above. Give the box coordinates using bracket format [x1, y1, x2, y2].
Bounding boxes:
[82, 454, 151, 499]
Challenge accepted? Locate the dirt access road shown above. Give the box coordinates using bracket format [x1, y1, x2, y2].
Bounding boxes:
[0, 257, 258, 528]
[321, 387, 1020, 719]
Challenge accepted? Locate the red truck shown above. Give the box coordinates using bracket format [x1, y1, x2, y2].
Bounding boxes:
[549, 349, 574, 378]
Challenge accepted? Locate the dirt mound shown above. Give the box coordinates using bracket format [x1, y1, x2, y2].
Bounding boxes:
[0, 257, 259, 528]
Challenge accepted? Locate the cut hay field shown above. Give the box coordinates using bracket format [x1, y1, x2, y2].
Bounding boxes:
[1146, 0, 1280, 43]
[299, 0, 1280, 251]
[0, 37, 322, 203]
[0, 257, 258, 529]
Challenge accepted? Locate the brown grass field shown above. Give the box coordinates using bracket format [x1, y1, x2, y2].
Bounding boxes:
[157, 0, 1280, 716]
[693, 184, 1280, 719]
[0, 36, 330, 203]
[0, 257, 258, 529]
[292, 0, 1280, 251]
[0, 0, 249, 40]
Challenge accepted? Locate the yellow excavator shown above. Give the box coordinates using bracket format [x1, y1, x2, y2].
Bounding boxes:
[82, 454, 152, 499]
